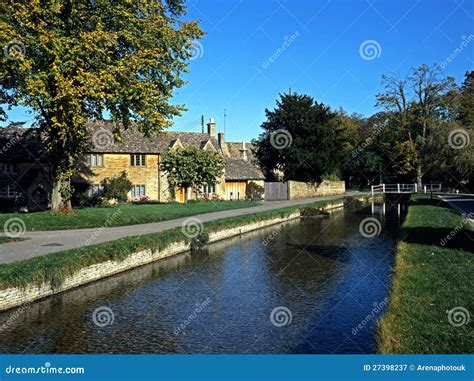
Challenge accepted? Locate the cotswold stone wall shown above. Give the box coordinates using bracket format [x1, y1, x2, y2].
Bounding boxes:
[0, 198, 351, 312]
[288, 180, 345, 200]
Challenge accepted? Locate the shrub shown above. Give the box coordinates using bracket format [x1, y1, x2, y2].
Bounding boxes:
[343, 196, 362, 208]
[246, 181, 264, 201]
[101, 171, 132, 202]
[190, 231, 209, 250]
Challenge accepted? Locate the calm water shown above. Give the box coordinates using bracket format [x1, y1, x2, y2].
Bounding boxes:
[0, 203, 406, 354]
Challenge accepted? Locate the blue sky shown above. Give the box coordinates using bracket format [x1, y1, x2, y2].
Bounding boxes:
[4, 0, 474, 142]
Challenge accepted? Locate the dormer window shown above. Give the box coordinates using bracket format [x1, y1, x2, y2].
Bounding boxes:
[130, 154, 146, 167]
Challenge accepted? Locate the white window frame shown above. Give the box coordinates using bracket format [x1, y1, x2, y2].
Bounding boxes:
[131, 184, 146, 198]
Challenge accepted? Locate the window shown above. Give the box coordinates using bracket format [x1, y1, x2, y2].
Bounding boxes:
[87, 154, 103, 167]
[88, 184, 103, 197]
[2, 163, 17, 174]
[0, 185, 17, 198]
[131, 185, 146, 198]
[130, 154, 146, 167]
[202, 184, 216, 195]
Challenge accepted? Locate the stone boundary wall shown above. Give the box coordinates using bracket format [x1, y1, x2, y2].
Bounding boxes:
[0, 198, 354, 312]
[288, 180, 345, 200]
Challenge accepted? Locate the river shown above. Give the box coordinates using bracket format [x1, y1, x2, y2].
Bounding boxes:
[0, 202, 406, 354]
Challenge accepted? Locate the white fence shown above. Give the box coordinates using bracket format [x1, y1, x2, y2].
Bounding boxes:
[371, 183, 441, 196]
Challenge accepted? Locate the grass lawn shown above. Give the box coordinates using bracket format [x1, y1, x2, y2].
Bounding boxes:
[0, 200, 259, 231]
[0, 197, 344, 290]
[377, 194, 473, 354]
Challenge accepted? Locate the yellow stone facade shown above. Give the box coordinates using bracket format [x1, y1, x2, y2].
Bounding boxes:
[82, 152, 228, 202]
[83, 153, 160, 201]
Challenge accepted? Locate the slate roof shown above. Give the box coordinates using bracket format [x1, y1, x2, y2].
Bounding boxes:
[223, 141, 264, 181]
[87, 120, 220, 153]
[225, 159, 265, 181]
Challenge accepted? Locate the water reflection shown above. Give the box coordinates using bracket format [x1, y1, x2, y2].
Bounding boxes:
[0, 206, 406, 354]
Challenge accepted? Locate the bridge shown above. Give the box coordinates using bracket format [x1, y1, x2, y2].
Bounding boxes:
[371, 183, 442, 196]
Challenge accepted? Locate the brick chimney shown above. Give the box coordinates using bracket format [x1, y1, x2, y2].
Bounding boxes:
[240, 141, 248, 161]
[218, 131, 224, 149]
[207, 118, 216, 137]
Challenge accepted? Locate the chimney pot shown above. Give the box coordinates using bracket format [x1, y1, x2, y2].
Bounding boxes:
[207, 118, 216, 137]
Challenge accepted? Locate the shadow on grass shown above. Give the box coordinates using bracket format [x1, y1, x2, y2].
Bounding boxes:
[400, 196, 474, 253]
[409, 197, 453, 209]
[400, 227, 474, 253]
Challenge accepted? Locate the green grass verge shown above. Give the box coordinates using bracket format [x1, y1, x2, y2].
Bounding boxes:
[0, 197, 345, 290]
[0, 200, 259, 231]
[377, 194, 473, 354]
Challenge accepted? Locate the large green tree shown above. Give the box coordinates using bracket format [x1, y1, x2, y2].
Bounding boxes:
[1, 0, 203, 211]
[253, 93, 344, 183]
[376, 64, 456, 186]
[160, 147, 225, 202]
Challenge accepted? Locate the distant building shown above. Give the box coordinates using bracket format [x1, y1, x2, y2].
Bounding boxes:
[0, 119, 264, 210]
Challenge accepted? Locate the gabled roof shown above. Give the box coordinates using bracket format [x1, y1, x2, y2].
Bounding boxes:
[223, 140, 264, 181]
[87, 120, 220, 153]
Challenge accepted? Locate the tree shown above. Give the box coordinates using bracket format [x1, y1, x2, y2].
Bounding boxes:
[1, 0, 203, 212]
[101, 171, 132, 202]
[160, 147, 225, 202]
[376, 64, 456, 186]
[253, 92, 344, 183]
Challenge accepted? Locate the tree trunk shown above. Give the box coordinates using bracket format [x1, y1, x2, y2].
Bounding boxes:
[416, 162, 423, 189]
[51, 177, 73, 213]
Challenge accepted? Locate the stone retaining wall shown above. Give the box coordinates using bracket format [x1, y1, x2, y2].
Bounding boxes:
[0, 198, 351, 312]
[288, 180, 345, 200]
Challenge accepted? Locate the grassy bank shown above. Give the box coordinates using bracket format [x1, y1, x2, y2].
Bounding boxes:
[377, 194, 473, 354]
[0, 197, 345, 290]
[0, 200, 258, 231]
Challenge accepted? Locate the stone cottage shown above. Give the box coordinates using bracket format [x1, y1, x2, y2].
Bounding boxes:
[0, 118, 265, 210]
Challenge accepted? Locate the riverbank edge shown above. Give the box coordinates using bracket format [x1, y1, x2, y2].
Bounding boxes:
[376, 194, 473, 353]
[0, 196, 368, 312]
